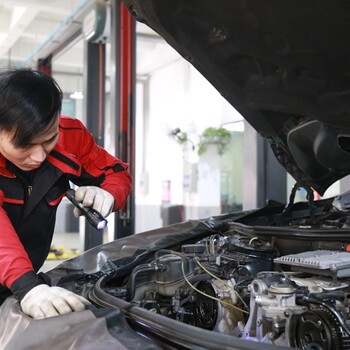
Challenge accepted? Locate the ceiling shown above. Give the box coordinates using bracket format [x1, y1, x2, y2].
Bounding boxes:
[0, 0, 181, 77]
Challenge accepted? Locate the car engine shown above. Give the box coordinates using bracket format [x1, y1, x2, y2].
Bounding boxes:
[102, 230, 350, 350]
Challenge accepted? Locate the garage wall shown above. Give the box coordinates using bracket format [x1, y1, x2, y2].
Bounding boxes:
[134, 58, 243, 233]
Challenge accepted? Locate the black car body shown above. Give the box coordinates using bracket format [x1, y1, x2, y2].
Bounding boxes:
[2, 1, 350, 349]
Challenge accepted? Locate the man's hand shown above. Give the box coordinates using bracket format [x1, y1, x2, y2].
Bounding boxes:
[20, 284, 91, 320]
[73, 186, 114, 218]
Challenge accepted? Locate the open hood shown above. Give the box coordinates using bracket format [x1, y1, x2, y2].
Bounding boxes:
[123, 0, 350, 195]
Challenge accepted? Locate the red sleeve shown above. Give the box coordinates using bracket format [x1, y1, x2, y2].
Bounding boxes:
[61, 117, 133, 210]
[101, 168, 133, 211]
[0, 191, 34, 288]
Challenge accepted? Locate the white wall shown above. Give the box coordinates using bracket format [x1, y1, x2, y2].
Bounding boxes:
[135, 58, 243, 232]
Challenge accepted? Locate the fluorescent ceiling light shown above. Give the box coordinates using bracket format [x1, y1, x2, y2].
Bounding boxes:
[10, 7, 26, 30]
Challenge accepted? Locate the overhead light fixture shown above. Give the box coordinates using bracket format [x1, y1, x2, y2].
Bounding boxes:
[69, 91, 84, 100]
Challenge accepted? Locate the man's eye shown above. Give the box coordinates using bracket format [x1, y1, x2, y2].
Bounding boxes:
[45, 135, 58, 144]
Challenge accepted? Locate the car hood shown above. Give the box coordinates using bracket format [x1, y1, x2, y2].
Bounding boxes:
[123, 0, 350, 195]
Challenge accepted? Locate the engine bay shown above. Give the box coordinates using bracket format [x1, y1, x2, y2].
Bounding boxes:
[96, 225, 350, 349]
[58, 192, 350, 350]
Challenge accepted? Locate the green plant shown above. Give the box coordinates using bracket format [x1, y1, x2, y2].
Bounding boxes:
[197, 127, 231, 156]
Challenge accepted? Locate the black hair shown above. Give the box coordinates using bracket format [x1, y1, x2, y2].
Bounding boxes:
[0, 68, 62, 147]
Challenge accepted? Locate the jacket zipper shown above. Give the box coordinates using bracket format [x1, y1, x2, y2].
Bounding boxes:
[27, 185, 33, 197]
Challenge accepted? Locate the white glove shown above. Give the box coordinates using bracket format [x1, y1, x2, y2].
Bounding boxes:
[20, 284, 91, 320]
[73, 186, 114, 218]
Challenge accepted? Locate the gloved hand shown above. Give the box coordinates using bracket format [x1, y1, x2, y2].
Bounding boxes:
[20, 284, 91, 320]
[73, 186, 114, 218]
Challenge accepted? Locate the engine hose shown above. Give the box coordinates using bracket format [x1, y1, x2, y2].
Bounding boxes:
[179, 274, 211, 306]
[303, 296, 350, 336]
[306, 291, 345, 302]
[154, 249, 182, 260]
[313, 241, 350, 251]
[189, 273, 211, 283]
[126, 263, 161, 301]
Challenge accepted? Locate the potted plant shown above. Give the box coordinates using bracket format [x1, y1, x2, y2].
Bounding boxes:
[197, 127, 231, 155]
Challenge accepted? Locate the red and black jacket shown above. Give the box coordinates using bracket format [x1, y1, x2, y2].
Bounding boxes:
[0, 115, 132, 303]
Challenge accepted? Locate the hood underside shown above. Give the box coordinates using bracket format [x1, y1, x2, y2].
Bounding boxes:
[123, 0, 350, 195]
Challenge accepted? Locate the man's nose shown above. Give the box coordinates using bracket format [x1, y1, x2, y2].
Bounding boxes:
[30, 145, 47, 162]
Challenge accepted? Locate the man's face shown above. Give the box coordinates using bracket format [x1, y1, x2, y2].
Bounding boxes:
[0, 118, 59, 171]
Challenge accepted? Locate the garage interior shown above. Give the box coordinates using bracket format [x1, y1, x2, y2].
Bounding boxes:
[0, 0, 346, 265]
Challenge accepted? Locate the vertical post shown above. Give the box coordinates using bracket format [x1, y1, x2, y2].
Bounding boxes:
[243, 121, 286, 210]
[265, 140, 287, 204]
[82, 41, 106, 250]
[110, 0, 135, 239]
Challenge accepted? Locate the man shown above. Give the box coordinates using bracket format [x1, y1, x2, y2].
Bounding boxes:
[0, 68, 132, 319]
